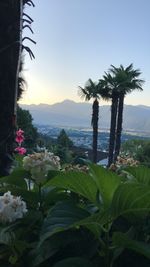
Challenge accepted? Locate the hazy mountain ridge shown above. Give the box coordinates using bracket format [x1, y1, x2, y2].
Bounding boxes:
[20, 100, 150, 133]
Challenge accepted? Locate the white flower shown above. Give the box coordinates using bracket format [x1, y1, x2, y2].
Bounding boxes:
[0, 191, 27, 223]
[23, 150, 60, 183]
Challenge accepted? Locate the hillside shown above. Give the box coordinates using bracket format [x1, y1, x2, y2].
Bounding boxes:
[20, 100, 150, 134]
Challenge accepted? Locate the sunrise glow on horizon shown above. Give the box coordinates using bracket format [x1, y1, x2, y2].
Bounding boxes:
[20, 0, 150, 107]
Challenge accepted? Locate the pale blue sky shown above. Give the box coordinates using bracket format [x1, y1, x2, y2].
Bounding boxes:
[20, 0, 150, 105]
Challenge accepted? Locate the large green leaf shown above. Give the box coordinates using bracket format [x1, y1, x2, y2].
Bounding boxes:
[40, 200, 110, 244]
[112, 232, 150, 259]
[0, 168, 31, 189]
[30, 230, 97, 266]
[47, 171, 98, 204]
[125, 166, 150, 185]
[40, 201, 90, 243]
[46, 170, 61, 180]
[89, 164, 121, 207]
[29, 242, 57, 267]
[111, 183, 150, 219]
[76, 209, 110, 237]
[53, 257, 94, 267]
[42, 187, 71, 208]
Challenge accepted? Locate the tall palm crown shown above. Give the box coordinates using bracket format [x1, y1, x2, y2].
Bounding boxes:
[78, 79, 100, 102]
[78, 79, 103, 163]
[109, 64, 145, 161]
[109, 64, 144, 96]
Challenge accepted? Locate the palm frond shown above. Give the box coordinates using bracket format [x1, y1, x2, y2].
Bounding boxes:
[78, 78, 100, 101]
[108, 63, 144, 95]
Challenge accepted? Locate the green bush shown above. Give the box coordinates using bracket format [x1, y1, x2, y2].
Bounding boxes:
[0, 156, 149, 267]
[121, 139, 150, 167]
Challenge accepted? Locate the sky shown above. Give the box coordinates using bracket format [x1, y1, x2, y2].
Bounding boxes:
[20, 0, 150, 106]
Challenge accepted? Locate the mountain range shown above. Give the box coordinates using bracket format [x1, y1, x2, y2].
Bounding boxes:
[20, 100, 150, 134]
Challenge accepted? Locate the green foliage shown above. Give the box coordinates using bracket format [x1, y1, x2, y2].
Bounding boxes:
[45, 165, 150, 266]
[121, 139, 145, 156]
[36, 133, 56, 151]
[17, 105, 38, 151]
[53, 257, 94, 267]
[137, 142, 150, 167]
[55, 145, 73, 164]
[112, 232, 150, 259]
[55, 129, 73, 164]
[89, 164, 121, 207]
[40, 201, 90, 243]
[57, 129, 73, 148]
[124, 165, 150, 185]
[111, 183, 150, 220]
[121, 139, 150, 167]
[0, 160, 150, 267]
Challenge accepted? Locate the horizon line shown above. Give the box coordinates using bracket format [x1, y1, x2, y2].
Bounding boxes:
[19, 99, 150, 107]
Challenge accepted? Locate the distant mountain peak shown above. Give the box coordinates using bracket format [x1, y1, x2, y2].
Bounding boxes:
[62, 99, 76, 104]
[20, 100, 150, 133]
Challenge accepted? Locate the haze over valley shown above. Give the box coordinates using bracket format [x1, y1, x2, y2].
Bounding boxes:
[21, 99, 150, 134]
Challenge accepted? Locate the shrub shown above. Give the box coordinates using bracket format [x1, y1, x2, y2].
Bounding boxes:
[0, 156, 149, 266]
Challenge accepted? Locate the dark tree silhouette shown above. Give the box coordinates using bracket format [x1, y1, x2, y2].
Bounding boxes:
[110, 64, 144, 161]
[79, 79, 100, 163]
[102, 64, 144, 166]
[57, 129, 73, 148]
[0, 1, 21, 175]
[101, 73, 119, 166]
[79, 79, 107, 163]
[0, 0, 35, 176]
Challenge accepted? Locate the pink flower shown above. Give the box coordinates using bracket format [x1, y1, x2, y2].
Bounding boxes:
[15, 135, 24, 144]
[15, 129, 25, 145]
[16, 129, 24, 137]
[15, 129, 26, 155]
[15, 147, 26, 155]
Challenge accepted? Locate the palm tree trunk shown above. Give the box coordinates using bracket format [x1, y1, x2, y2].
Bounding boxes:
[114, 94, 124, 161]
[108, 96, 118, 167]
[0, 1, 21, 176]
[92, 99, 99, 163]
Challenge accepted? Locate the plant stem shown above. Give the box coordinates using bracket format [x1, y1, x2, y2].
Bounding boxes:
[105, 230, 110, 267]
[28, 179, 31, 191]
[38, 183, 42, 209]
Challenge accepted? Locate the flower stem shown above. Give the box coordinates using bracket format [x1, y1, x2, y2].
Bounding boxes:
[38, 183, 42, 209]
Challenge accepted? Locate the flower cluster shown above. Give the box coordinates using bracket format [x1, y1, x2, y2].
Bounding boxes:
[109, 155, 139, 173]
[15, 129, 26, 155]
[23, 150, 60, 183]
[117, 155, 139, 166]
[0, 191, 27, 223]
[63, 164, 89, 173]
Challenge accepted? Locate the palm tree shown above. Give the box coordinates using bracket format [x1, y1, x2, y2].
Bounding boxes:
[79, 79, 103, 163]
[110, 64, 144, 161]
[100, 73, 120, 166]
